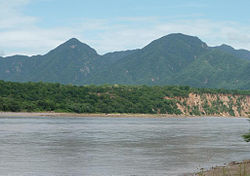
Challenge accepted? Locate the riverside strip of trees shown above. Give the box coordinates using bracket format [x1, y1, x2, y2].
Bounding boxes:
[0, 80, 249, 115]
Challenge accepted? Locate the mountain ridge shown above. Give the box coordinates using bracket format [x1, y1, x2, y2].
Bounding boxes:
[2, 34, 250, 59]
[0, 33, 250, 89]
[214, 44, 250, 60]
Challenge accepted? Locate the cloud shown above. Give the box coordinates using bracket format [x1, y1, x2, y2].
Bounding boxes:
[0, 0, 36, 29]
[0, 50, 4, 56]
[0, 0, 77, 56]
[0, 27, 77, 55]
[76, 18, 250, 54]
[1, 1, 250, 56]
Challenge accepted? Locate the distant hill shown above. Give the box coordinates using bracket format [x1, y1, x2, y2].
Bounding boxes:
[0, 33, 250, 89]
[214, 44, 250, 60]
[0, 38, 99, 84]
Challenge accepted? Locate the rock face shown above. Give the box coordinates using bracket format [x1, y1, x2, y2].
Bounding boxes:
[165, 93, 250, 117]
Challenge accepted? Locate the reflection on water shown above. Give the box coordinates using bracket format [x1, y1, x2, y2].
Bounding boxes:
[0, 117, 249, 176]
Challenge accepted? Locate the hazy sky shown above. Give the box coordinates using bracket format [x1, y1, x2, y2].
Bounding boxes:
[1, 0, 250, 56]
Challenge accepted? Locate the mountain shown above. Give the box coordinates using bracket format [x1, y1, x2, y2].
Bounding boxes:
[94, 49, 139, 71]
[90, 33, 209, 85]
[29, 38, 100, 84]
[89, 33, 250, 89]
[0, 38, 100, 84]
[101, 50, 139, 64]
[214, 44, 250, 60]
[0, 55, 37, 82]
[0, 33, 250, 89]
[170, 49, 250, 89]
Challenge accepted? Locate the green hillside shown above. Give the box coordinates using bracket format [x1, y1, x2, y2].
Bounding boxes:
[90, 33, 250, 89]
[0, 33, 249, 89]
[215, 44, 250, 60]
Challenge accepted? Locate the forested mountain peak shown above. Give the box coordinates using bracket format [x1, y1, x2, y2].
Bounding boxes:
[65, 37, 82, 44]
[46, 37, 99, 57]
[144, 33, 208, 50]
[0, 33, 250, 89]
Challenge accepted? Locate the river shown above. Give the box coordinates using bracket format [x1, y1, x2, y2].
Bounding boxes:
[0, 116, 249, 176]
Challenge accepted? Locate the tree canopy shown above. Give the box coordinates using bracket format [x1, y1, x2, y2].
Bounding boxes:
[0, 80, 249, 114]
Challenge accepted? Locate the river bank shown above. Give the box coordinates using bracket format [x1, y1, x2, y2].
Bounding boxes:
[195, 160, 250, 176]
[0, 111, 249, 118]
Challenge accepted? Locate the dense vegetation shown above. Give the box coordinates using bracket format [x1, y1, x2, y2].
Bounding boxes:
[0, 80, 249, 114]
[0, 33, 250, 89]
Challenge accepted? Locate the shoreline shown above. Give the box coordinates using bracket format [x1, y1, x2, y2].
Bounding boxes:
[195, 160, 250, 176]
[0, 111, 249, 118]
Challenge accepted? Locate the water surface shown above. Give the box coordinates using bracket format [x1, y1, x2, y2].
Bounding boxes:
[0, 116, 249, 176]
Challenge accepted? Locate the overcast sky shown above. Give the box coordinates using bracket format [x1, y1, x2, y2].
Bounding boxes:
[1, 0, 250, 56]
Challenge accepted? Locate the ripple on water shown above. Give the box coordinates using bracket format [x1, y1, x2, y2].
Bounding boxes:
[0, 117, 249, 176]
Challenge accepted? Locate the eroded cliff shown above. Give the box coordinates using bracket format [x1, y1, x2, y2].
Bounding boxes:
[165, 93, 250, 117]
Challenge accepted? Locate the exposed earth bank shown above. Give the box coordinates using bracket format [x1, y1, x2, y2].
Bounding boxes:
[166, 93, 250, 117]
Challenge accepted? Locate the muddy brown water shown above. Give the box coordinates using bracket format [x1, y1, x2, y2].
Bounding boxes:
[0, 116, 249, 176]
